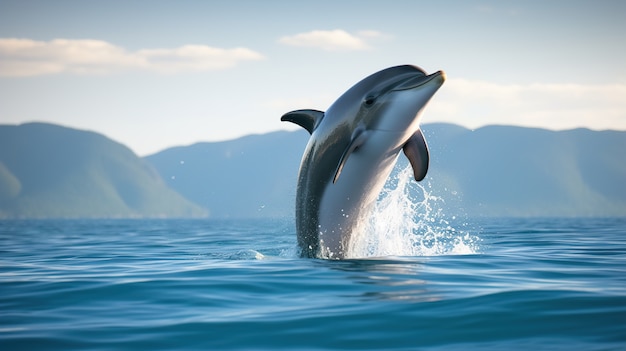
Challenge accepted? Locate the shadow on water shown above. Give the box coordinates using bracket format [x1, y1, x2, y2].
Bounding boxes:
[313, 256, 444, 302]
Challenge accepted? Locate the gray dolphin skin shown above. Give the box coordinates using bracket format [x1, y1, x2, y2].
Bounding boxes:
[282, 65, 446, 259]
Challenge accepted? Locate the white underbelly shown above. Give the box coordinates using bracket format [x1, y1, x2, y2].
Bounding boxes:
[317, 130, 407, 258]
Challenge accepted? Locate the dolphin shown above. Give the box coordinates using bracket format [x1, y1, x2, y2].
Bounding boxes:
[282, 65, 445, 259]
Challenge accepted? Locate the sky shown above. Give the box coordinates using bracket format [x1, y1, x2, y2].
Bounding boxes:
[1, 0, 625, 155]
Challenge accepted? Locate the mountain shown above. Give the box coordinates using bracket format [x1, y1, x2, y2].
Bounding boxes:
[422, 124, 626, 217]
[146, 124, 626, 218]
[145, 130, 308, 218]
[2, 122, 623, 219]
[0, 123, 207, 218]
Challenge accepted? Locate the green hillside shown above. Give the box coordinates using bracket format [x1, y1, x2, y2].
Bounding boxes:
[0, 123, 207, 218]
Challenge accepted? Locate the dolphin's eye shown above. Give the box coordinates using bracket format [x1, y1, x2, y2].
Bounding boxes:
[364, 96, 376, 106]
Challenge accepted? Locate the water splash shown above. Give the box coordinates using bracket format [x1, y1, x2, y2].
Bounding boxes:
[347, 164, 480, 258]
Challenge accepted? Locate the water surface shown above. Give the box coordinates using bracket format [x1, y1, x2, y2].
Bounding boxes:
[1, 217, 625, 350]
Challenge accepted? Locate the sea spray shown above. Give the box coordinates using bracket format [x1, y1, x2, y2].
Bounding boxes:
[347, 164, 479, 258]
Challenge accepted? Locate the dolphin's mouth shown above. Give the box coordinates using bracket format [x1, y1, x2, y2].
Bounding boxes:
[391, 70, 446, 91]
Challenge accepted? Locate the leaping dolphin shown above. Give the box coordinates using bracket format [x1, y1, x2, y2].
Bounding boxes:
[282, 65, 446, 259]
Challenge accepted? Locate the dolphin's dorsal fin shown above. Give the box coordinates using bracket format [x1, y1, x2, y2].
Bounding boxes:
[280, 109, 325, 134]
[333, 127, 368, 184]
[403, 129, 429, 181]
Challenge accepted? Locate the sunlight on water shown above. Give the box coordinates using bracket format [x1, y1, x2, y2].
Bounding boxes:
[348, 164, 480, 258]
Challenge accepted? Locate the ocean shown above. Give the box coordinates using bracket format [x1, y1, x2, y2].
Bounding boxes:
[2, 215, 625, 351]
[2, 166, 626, 351]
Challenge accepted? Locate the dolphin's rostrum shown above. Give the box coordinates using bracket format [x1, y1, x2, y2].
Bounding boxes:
[282, 65, 446, 259]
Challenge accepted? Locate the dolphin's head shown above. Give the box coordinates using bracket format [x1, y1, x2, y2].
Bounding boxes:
[327, 65, 445, 134]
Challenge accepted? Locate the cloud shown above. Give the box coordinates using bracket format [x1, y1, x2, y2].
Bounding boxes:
[0, 38, 264, 77]
[428, 79, 626, 131]
[136, 45, 264, 73]
[278, 29, 386, 51]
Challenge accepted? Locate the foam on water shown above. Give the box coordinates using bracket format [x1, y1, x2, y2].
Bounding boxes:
[347, 164, 479, 258]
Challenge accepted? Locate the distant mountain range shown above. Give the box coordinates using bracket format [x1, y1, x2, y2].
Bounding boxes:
[1, 122, 625, 219]
[0, 123, 206, 218]
[145, 130, 308, 218]
[421, 124, 626, 217]
[147, 123, 626, 218]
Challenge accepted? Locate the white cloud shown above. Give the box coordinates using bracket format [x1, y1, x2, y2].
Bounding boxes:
[428, 79, 626, 131]
[278, 29, 385, 51]
[136, 45, 264, 73]
[0, 38, 264, 77]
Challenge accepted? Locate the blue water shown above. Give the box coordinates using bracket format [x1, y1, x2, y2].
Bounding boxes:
[1, 217, 625, 350]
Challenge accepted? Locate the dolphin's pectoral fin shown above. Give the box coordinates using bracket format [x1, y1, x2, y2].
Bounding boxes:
[280, 109, 325, 134]
[403, 129, 430, 181]
[333, 127, 368, 184]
